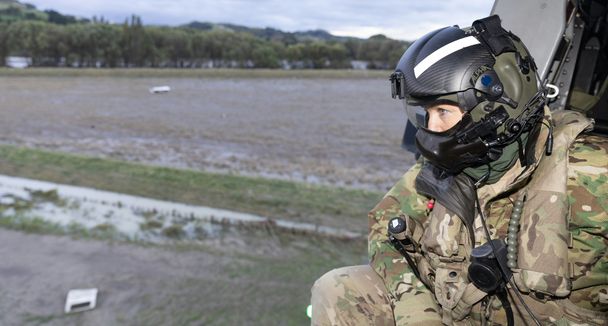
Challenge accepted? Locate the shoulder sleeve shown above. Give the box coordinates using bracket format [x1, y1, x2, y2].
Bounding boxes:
[567, 134, 608, 293]
[368, 163, 430, 299]
[568, 134, 608, 226]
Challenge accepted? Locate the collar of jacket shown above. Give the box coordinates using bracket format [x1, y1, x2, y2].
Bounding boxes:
[476, 106, 552, 206]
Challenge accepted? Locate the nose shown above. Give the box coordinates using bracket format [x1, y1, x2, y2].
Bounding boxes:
[426, 112, 444, 132]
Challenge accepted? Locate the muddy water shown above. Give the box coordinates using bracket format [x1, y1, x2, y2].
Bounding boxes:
[0, 76, 416, 191]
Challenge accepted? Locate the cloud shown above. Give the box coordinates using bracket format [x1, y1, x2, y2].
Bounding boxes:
[26, 0, 494, 40]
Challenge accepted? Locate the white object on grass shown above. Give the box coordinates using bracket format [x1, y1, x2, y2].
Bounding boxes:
[65, 288, 98, 313]
[149, 86, 171, 94]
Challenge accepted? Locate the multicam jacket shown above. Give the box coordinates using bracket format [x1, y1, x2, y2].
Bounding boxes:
[368, 110, 608, 325]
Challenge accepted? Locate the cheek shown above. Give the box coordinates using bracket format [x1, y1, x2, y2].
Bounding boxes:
[443, 111, 464, 128]
[448, 114, 462, 126]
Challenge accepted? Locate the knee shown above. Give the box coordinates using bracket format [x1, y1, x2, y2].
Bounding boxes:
[311, 267, 355, 325]
[311, 265, 394, 325]
[311, 266, 347, 302]
[312, 265, 369, 300]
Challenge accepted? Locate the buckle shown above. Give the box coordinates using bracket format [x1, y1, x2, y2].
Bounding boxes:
[438, 255, 466, 263]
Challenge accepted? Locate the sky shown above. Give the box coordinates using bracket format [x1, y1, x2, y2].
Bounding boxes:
[24, 0, 495, 41]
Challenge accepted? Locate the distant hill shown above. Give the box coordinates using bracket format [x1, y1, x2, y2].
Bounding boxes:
[0, 0, 89, 24]
[0, 0, 380, 42]
[184, 22, 360, 43]
[0, 0, 28, 8]
[0, 0, 47, 22]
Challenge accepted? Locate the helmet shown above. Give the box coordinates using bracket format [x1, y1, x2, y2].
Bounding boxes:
[390, 15, 547, 177]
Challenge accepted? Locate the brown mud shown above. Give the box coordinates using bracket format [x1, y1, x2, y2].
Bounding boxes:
[0, 76, 416, 191]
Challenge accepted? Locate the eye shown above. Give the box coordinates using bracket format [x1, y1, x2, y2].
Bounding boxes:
[437, 108, 450, 115]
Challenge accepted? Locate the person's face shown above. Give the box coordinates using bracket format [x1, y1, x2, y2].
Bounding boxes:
[425, 103, 464, 132]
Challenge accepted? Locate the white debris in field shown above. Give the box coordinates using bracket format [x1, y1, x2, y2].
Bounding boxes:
[0, 175, 363, 242]
[65, 288, 98, 314]
[149, 86, 171, 94]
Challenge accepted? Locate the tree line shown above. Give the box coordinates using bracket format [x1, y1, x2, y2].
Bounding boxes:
[0, 15, 409, 69]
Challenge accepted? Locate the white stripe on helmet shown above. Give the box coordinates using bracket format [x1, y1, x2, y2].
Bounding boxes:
[414, 36, 481, 78]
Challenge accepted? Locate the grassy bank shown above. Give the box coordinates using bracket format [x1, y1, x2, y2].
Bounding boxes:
[0, 145, 383, 232]
[0, 67, 391, 79]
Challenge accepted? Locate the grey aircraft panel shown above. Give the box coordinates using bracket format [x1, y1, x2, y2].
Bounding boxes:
[491, 0, 568, 81]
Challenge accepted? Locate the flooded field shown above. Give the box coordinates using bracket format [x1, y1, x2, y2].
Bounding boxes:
[0, 74, 415, 191]
[0, 71, 401, 324]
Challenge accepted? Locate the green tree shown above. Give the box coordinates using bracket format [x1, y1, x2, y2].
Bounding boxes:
[252, 43, 279, 68]
[166, 28, 192, 67]
[344, 38, 362, 60]
[190, 30, 210, 66]
[299, 41, 347, 68]
[146, 26, 170, 67]
[327, 42, 349, 68]
[0, 8, 411, 69]
[0, 22, 9, 66]
[357, 34, 409, 68]
[286, 43, 305, 62]
[120, 15, 147, 66]
[40, 23, 68, 65]
[7, 20, 47, 64]
[94, 24, 122, 67]
[65, 24, 96, 66]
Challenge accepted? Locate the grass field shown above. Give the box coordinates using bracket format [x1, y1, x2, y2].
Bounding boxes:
[0, 145, 383, 232]
[0, 67, 392, 79]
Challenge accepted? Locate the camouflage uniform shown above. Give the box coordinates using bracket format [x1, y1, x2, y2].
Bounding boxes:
[311, 110, 608, 325]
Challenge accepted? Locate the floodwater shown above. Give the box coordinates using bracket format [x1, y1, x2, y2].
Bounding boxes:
[0, 174, 364, 242]
[0, 76, 416, 191]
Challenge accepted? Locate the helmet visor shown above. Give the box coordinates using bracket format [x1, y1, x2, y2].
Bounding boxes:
[404, 99, 427, 129]
[404, 95, 462, 130]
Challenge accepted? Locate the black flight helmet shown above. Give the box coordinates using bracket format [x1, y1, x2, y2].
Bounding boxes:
[390, 15, 545, 175]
